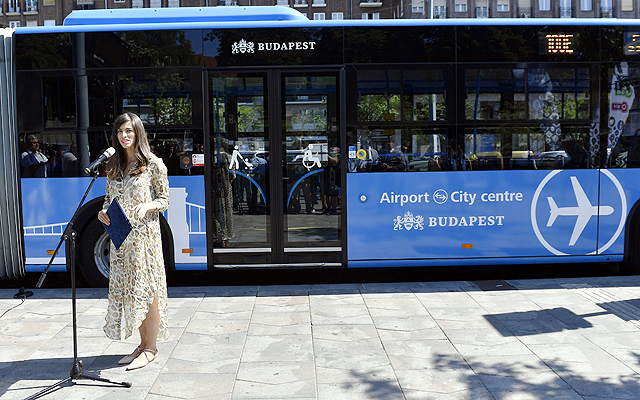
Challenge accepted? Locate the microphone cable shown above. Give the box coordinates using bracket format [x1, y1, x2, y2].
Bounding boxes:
[0, 288, 34, 320]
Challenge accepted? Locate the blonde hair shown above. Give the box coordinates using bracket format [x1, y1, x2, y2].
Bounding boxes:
[106, 112, 151, 179]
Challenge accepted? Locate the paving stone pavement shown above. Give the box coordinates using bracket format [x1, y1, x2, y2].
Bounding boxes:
[1, 275, 640, 399]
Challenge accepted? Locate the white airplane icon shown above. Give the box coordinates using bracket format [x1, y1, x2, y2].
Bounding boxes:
[547, 176, 614, 246]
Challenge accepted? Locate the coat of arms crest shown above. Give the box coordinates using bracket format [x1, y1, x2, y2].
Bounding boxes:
[232, 39, 255, 54]
[393, 211, 424, 231]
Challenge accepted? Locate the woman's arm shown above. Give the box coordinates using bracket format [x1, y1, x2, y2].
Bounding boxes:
[99, 178, 112, 225]
[149, 156, 170, 212]
[131, 157, 169, 220]
[102, 180, 112, 210]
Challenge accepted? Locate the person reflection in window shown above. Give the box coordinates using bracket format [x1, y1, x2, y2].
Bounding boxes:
[249, 146, 268, 215]
[63, 144, 78, 176]
[213, 138, 234, 247]
[323, 147, 341, 214]
[377, 141, 407, 172]
[576, 142, 589, 169]
[21, 134, 49, 177]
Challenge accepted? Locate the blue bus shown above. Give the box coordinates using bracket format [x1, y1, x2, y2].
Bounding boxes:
[7, 6, 640, 286]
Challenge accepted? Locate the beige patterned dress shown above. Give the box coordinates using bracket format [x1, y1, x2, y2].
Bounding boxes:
[103, 154, 170, 341]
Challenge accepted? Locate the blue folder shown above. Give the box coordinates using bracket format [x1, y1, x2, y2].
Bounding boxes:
[103, 197, 132, 250]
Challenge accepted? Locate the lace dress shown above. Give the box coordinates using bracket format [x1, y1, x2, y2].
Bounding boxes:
[103, 155, 170, 341]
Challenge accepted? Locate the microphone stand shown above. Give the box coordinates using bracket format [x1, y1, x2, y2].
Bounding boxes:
[27, 169, 131, 400]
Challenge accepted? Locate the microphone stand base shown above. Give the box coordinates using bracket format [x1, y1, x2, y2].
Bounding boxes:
[24, 360, 131, 400]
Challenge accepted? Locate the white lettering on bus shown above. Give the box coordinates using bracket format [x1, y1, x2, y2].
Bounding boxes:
[481, 191, 523, 202]
[380, 191, 430, 206]
[257, 42, 316, 51]
[428, 216, 505, 227]
[450, 191, 476, 205]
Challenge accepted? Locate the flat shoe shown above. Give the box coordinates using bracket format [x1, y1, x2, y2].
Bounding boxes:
[118, 347, 142, 365]
[126, 348, 158, 371]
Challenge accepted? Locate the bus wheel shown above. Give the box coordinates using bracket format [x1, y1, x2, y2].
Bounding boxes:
[624, 249, 640, 275]
[79, 218, 110, 287]
[622, 217, 640, 275]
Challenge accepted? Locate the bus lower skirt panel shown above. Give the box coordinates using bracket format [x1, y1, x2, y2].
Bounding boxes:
[347, 255, 624, 268]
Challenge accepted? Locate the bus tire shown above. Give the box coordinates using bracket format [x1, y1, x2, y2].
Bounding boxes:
[622, 206, 640, 275]
[78, 215, 175, 288]
[78, 217, 111, 287]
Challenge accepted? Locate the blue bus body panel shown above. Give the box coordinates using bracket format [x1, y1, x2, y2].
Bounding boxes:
[24, 170, 640, 271]
[22, 177, 107, 267]
[22, 176, 207, 273]
[166, 176, 207, 267]
[348, 255, 624, 268]
[346, 169, 637, 266]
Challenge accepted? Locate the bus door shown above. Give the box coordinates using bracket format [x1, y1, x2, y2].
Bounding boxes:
[207, 71, 342, 267]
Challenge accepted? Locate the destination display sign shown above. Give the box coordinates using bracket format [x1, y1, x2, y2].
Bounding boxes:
[539, 33, 579, 55]
[625, 33, 640, 55]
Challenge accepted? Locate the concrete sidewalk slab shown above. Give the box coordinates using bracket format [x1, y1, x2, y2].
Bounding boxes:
[0, 276, 639, 399]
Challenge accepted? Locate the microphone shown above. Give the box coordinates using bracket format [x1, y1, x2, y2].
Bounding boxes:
[85, 147, 116, 174]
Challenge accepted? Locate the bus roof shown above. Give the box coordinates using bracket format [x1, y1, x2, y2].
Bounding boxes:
[14, 7, 640, 35]
[63, 6, 308, 26]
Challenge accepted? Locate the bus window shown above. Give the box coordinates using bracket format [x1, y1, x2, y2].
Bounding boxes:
[113, 30, 203, 68]
[465, 67, 590, 122]
[18, 131, 114, 178]
[356, 68, 447, 123]
[349, 127, 447, 172]
[88, 75, 116, 127]
[528, 68, 591, 121]
[119, 72, 193, 126]
[608, 63, 640, 169]
[43, 76, 76, 128]
[357, 69, 401, 122]
[464, 126, 591, 171]
[407, 128, 447, 171]
[149, 129, 204, 176]
[402, 69, 447, 122]
[465, 68, 526, 121]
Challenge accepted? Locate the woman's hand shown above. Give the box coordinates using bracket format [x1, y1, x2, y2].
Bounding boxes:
[132, 202, 156, 220]
[98, 209, 110, 226]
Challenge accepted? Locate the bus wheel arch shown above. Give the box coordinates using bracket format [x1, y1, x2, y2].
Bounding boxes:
[76, 197, 175, 287]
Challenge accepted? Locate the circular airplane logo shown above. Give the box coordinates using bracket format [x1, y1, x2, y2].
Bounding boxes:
[530, 170, 626, 256]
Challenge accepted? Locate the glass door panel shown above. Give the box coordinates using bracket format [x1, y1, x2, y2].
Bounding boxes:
[209, 74, 271, 257]
[282, 73, 341, 251]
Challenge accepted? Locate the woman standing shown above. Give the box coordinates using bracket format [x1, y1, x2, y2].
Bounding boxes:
[213, 138, 234, 247]
[98, 112, 170, 371]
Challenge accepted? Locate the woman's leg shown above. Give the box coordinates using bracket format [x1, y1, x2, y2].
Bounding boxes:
[138, 320, 148, 349]
[119, 301, 152, 365]
[143, 294, 160, 351]
[127, 295, 160, 370]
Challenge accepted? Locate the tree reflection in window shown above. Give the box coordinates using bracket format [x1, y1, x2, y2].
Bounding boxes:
[357, 69, 446, 123]
[120, 72, 192, 125]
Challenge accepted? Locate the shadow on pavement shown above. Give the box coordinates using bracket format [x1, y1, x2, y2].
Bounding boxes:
[434, 353, 640, 399]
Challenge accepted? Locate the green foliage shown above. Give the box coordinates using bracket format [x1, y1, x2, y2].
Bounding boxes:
[238, 103, 265, 133]
[121, 72, 192, 125]
[152, 97, 192, 125]
[358, 94, 400, 122]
